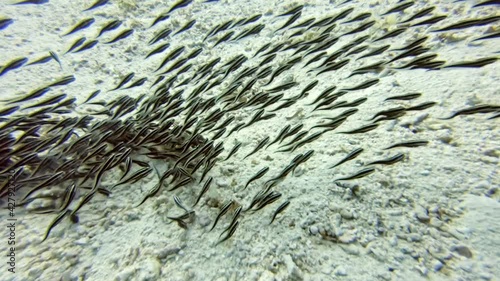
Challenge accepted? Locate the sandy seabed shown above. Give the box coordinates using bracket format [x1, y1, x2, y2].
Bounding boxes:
[0, 0, 499, 280]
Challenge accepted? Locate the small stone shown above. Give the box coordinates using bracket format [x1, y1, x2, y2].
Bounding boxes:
[283, 254, 303, 280]
[407, 233, 422, 242]
[432, 260, 443, 272]
[415, 205, 430, 223]
[309, 225, 319, 235]
[340, 209, 354, 220]
[341, 244, 360, 255]
[334, 266, 347, 276]
[452, 245, 473, 258]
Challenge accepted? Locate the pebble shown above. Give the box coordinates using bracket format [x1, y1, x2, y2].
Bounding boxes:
[340, 209, 354, 220]
[415, 205, 430, 222]
[334, 266, 347, 276]
[432, 260, 443, 272]
[283, 254, 303, 280]
[309, 225, 319, 235]
[136, 258, 161, 281]
[341, 244, 360, 256]
[451, 245, 473, 258]
[156, 246, 181, 259]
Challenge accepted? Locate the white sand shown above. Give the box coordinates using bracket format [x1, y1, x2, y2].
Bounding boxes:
[0, 0, 499, 280]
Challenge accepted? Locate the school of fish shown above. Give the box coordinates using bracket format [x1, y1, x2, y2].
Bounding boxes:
[0, 0, 499, 248]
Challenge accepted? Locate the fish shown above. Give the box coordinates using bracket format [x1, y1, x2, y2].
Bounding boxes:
[83, 0, 109, 11]
[0, 105, 19, 117]
[148, 28, 172, 45]
[405, 101, 436, 111]
[74, 40, 98, 53]
[244, 167, 269, 190]
[0, 57, 28, 76]
[411, 15, 447, 27]
[253, 43, 272, 57]
[222, 142, 241, 161]
[288, 131, 324, 152]
[215, 221, 239, 246]
[386, 46, 429, 64]
[145, 43, 170, 59]
[275, 11, 302, 32]
[330, 148, 363, 169]
[472, 31, 500, 42]
[22, 171, 65, 200]
[440, 104, 500, 119]
[473, 0, 500, 7]
[334, 167, 375, 182]
[341, 78, 379, 91]
[0, 18, 14, 31]
[244, 136, 270, 159]
[65, 37, 86, 54]
[242, 14, 263, 26]
[105, 29, 134, 44]
[339, 123, 378, 134]
[393, 36, 428, 51]
[173, 195, 190, 213]
[41, 210, 69, 242]
[167, 0, 193, 14]
[366, 153, 405, 166]
[276, 5, 303, 17]
[401, 6, 435, 23]
[209, 200, 233, 231]
[316, 59, 350, 75]
[49, 51, 62, 70]
[155, 46, 185, 71]
[432, 16, 500, 32]
[213, 31, 234, 47]
[193, 177, 212, 207]
[385, 93, 421, 101]
[442, 57, 497, 68]
[343, 12, 371, 24]
[150, 13, 169, 28]
[63, 18, 95, 36]
[233, 24, 265, 41]
[384, 140, 428, 150]
[370, 106, 406, 120]
[382, 1, 415, 15]
[82, 90, 101, 104]
[97, 20, 122, 37]
[176, 20, 197, 36]
[253, 191, 282, 211]
[123, 77, 147, 89]
[356, 45, 391, 60]
[112, 167, 153, 190]
[342, 20, 375, 36]
[373, 27, 406, 42]
[269, 200, 290, 224]
[22, 93, 67, 110]
[13, 0, 48, 5]
[110, 73, 134, 91]
[47, 75, 75, 87]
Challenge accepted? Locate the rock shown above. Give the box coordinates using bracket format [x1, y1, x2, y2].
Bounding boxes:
[415, 205, 430, 223]
[309, 225, 319, 235]
[338, 230, 357, 244]
[115, 266, 135, 281]
[341, 244, 360, 255]
[283, 254, 303, 281]
[136, 258, 161, 281]
[432, 260, 443, 272]
[340, 209, 354, 220]
[334, 266, 347, 276]
[156, 246, 181, 259]
[452, 245, 473, 258]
